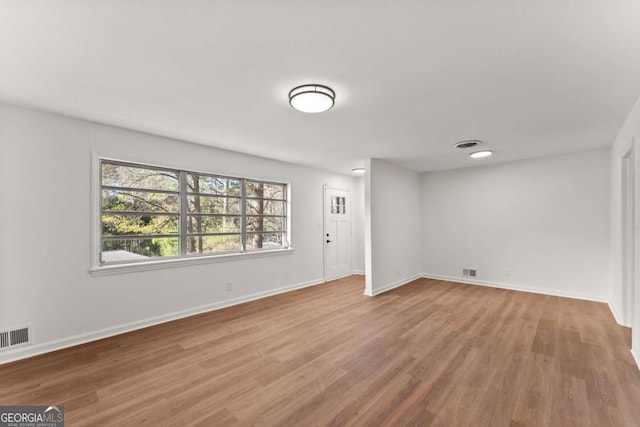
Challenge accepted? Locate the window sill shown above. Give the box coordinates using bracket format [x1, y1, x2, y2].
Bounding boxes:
[89, 248, 295, 277]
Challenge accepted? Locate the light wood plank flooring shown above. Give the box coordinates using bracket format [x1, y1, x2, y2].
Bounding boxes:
[1, 276, 639, 426]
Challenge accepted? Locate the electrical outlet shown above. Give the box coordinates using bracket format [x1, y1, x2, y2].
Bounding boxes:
[226, 281, 233, 291]
[504, 268, 512, 277]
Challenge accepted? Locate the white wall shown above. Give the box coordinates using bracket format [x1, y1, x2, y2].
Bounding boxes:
[364, 159, 421, 295]
[0, 99, 629, 365]
[352, 176, 365, 274]
[421, 149, 611, 301]
[0, 102, 362, 363]
[610, 94, 640, 365]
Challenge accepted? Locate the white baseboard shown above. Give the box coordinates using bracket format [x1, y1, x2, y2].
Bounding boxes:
[352, 269, 365, 276]
[608, 302, 628, 327]
[421, 273, 607, 303]
[364, 274, 421, 297]
[632, 348, 640, 372]
[326, 272, 357, 282]
[0, 277, 325, 366]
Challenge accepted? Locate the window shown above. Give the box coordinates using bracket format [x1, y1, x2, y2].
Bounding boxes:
[99, 160, 289, 265]
[331, 196, 346, 214]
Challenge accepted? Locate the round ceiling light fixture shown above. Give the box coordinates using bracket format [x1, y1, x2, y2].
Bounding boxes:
[289, 84, 335, 113]
[470, 150, 493, 159]
[453, 140, 481, 149]
[352, 168, 366, 175]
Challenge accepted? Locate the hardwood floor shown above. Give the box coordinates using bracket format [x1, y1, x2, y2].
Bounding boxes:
[1, 276, 639, 426]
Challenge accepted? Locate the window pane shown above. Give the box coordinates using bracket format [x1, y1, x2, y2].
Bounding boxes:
[102, 214, 179, 236]
[246, 199, 286, 216]
[245, 233, 284, 250]
[102, 162, 178, 191]
[99, 159, 289, 266]
[187, 215, 240, 234]
[102, 237, 179, 259]
[330, 196, 346, 214]
[187, 174, 241, 196]
[246, 181, 286, 200]
[187, 235, 241, 255]
[102, 190, 179, 213]
[188, 195, 240, 214]
[246, 216, 285, 232]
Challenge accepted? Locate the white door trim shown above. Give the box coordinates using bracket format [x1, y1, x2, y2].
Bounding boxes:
[621, 139, 636, 329]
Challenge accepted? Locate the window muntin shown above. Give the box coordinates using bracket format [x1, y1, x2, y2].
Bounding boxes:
[99, 160, 288, 265]
[331, 196, 346, 214]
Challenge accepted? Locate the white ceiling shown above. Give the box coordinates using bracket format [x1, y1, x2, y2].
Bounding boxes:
[2, 1, 640, 174]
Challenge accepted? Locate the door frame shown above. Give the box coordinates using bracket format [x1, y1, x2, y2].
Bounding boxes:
[323, 184, 352, 282]
[622, 139, 636, 328]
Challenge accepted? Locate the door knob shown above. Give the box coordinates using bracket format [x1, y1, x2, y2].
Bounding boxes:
[326, 240, 332, 243]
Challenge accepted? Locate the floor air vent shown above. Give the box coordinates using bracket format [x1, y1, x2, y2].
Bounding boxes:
[0, 326, 31, 350]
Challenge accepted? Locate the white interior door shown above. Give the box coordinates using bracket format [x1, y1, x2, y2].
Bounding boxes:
[324, 187, 352, 281]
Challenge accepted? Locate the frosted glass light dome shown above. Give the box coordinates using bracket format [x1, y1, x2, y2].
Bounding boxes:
[470, 150, 493, 159]
[289, 84, 335, 113]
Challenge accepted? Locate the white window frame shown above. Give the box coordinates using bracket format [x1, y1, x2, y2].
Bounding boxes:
[90, 154, 292, 276]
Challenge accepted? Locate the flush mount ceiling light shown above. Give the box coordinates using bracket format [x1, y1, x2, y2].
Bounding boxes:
[352, 168, 365, 175]
[453, 140, 481, 149]
[470, 150, 493, 159]
[289, 84, 335, 113]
